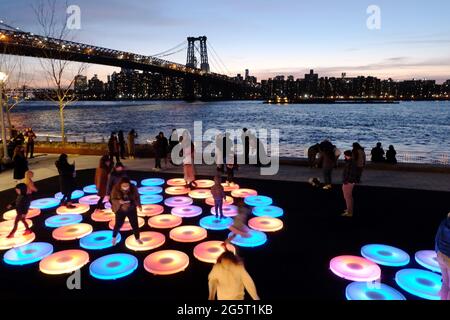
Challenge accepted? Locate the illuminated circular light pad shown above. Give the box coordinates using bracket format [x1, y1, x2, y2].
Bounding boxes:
[415, 250, 440, 273]
[30, 198, 60, 210]
[79, 195, 101, 206]
[144, 250, 189, 275]
[39, 249, 89, 275]
[210, 205, 239, 217]
[330, 256, 382, 282]
[141, 178, 165, 186]
[0, 233, 36, 250]
[167, 178, 186, 186]
[252, 205, 284, 218]
[125, 231, 165, 251]
[0, 219, 33, 233]
[205, 196, 234, 206]
[55, 190, 85, 200]
[56, 203, 90, 215]
[361, 244, 410, 267]
[91, 209, 115, 222]
[222, 183, 240, 192]
[194, 179, 214, 188]
[346, 282, 406, 300]
[171, 205, 202, 218]
[244, 195, 273, 207]
[200, 216, 233, 230]
[248, 217, 283, 232]
[108, 217, 145, 231]
[170, 226, 207, 243]
[231, 188, 258, 198]
[3, 208, 41, 220]
[189, 189, 212, 199]
[138, 204, 164, 217]
[165, 186, 190, 195]
[228, 230, 267, 247]
[193, 241, 236, 263]
[45, 214, 83, 228]
[140, 194, 163, 205]
[4, 242, 54, 265]
[80, 230, 121, 250]
[90, 253, 138, 280]
[148, 215, 182, 229]
[138, 186, 163, 195]
[52, 223, 93, 241]
[395, 268, 442, 300]
[164, 196, 193, 207]
[83, 184, 98, 194]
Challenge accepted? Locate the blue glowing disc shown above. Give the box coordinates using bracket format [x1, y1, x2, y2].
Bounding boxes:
[228, 230, 267, 247]
[395, 268, 442, 300]
[252, 205, 284, 218]
[345, 282, 406, 300]
[54, 190, 85, 201]
[131, 180, 138, 186]
[30, 198, 61, 210]
[3, 242, 54, 266]
[361, 244, 410, 267]
[244, 195, 273, 207]
[140, 194, 163, 205]
[141, 178, 165, 187]
[415, 250, 441, 273]
[89, 253, 138, 280]
[138, 186, 163, 195]
[83, 184, 98, 194]
[80, 230, 121, 250]
[45, 214, 83, 228]
[200, 216, 233, 230]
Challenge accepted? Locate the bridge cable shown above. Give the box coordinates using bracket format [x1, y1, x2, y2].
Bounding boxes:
[207, 40, 231, 76]
[151, 40, 187, 57]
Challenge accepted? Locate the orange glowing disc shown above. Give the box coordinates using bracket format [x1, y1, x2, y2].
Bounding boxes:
[148, 214, 182, 229]
[165, 186, 190, 195]
[205, 196, 234, 206]
[91, 208, 115, 222]
[52, 223, 93, 241]
[39, 249, 90, 275]
[167, 178, 186, 186]
[0, 232, 36, 250]
[231, 188, 258, 198]
[222, 183, 240, 192]
[193, 241, 236, 264]
[188, 189, 212, 199]
[194, 179, 214, 188]
[0, 219, 33, 233]
[248, 217, 284, 232]
[108, 217, 145, 231]
[56, 203, 90, 215]
[144, 250, 189, 275]
[138, 204, 164, 217]
[2, 208, 41, 220]
[169, 225, 207, 243]
[125, 231, 166, 251]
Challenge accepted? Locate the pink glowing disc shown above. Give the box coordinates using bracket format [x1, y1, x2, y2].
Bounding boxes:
[148, 214, 182, 229]
[248, 217, 284, 232]
[171, 205, 203, 218]
[330, 255, 382, 282]
[138, 204, 164, 217]
[222, 183, 240, 192]
[125, 231, 166, 251]
[169, 225, 207, 243]
[2, 208, 41, 220]
[52, 223, 93, 241]
[231, 188, 258, 198]
[189, 189, 212, 199]
[205, 196, 234, 206]
[0, 232, 36, 250]
[0, 219, 33, 233]
[144, 250, 189, 275]
[165, 186, 190, 195]
[91, 209, 115, 222]
[39, 249, 89, 275]
[194, 179, 215, 188]
[210, 205, 239, 217]
[193, 241, 236, 264]
[56, 203, 90, 215]
[164, 196, 193, 207]
[167, 178, 186, 186]
[108, 217, 145, 231]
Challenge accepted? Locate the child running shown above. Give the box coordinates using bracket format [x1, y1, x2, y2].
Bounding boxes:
[211, 175, 226, 219]
[224, 197, 251, 246]
[6, 183, 33, 238]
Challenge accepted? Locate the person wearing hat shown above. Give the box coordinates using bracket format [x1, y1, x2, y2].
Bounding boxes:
[6, 183, 33, 238]
[341, 150, 359, 217]
[435, 212, 450, 300]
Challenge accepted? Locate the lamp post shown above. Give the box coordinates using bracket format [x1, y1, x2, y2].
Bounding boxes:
[0, 71, 10, 164]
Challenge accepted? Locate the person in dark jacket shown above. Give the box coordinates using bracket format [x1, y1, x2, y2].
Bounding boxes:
[319, 140, 336, 190]
[386, 145, 397, 164]
[95, 155, 113, 210]
[13, 145, 28, 181]
[110, 177, 142, 246]
[435, 212, 450, 300]
[154, 132, 168, 170]
[6, 183, 33, 238]
[371, 142, 385, 163]
[118, 130, 126, 159]
[106, 162, 128, 196]
[352, 142, 366, 183]
[341, 150, 359, 217]
[108, 132, 120, 163]
[127, 129, 138, 159]
[25, 127, 37, 159]
[55, 154, 76, 208]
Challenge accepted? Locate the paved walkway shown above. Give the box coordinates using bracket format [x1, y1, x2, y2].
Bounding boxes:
[1, 153, 450, 192]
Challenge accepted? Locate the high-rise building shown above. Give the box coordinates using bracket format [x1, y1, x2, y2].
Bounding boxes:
[74, 75, 88, 94]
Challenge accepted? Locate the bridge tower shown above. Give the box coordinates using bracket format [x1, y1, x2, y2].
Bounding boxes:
[186, 36, 210, 73]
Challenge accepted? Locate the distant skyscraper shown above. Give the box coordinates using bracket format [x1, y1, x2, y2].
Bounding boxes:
[74, 75, 87, 93]
[245, 69, 249, 80]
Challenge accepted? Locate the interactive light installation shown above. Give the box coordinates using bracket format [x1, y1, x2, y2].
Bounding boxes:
[141, 178, 165, 186]
[39, 249, 89, 275]
[231, 188, 258, 198]
[193, 179, 214, 188]
[3, 208, 41, 220]
[148, 215, 182, 229]
[222, 183, 239, 192]
[329, 256, 382, 282]
[210, 205, 238, 217]
[108, 217, 145, 231]
[166, 178, 186, 186]
[228, 230, 267, 247]
[169, 225, 207, 243]
[171, 205, 203, 218]
[54, 190, 84, 200]
[140, 194, 163, 205]
[91, 209, 115, 222]
[164, 196, 193, 207]
[193, 241, 236, 263]
[395, 268, 442, 300]
[360, 244, 410, 267]
[248, 217, 283, 232]
[83, 184, 98, 194]
[252, 205, 284, 218]
[143, 250, 189, 275]
[199, 216, 233, 231]
[165, 186, 190, 195]
[30, 198, 60, 210]
[415, 250, 441, 273]
[52, 223, 93, 241]
[244, 195, 273, 207]
[89, 253, 138, 280]
[205, 196, 233, 206]
[0, 232, 36, 250]
[0, 219, 33, 233]
[45, 214, 83, 228]
[125, 231, 165, 251]
[138, 186, 163, 195]
[80, 230, 121, 250]
[3, 242, 54, 266]
[79, 195, 102, 206]
[138, 204, 164, 217]
[345, 282, 406, 300]
[188, 189, 212, 199]
[56, 203, 90, 215]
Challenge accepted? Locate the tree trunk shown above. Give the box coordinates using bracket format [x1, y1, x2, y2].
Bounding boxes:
[59, 102, 65, 145]
[6, 105, 12, 134]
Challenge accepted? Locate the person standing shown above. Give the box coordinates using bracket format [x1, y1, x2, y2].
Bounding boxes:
[25, 128, 37, 159]
[168, 129, 178, 165]
[153, 132, 168, 169]
[225, 198, 251, 245]
[108, 132, 120, 163]
[211, 176, 226, 219]
[5, 183, 33, 238]
[319, 140, 335, 190]
[118, 130, 126, 160]
[106, 162, 128, 197]
[55, 154, 76, 209]
[386, 145, 397, 164]
[371, 142, 385, 163]
[13, 145, 28, 182]
[180, 134, 197, 188]
[95, 155, 113, 210]
[352, 142, 366, 183]
[24, 170, 38, 195]
[341, 150, 359, 217]
[435, 212, 450, 300]
[127, 129, 138, 159]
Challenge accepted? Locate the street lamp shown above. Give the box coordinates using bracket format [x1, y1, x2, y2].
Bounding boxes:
[0, 71, 10, 164]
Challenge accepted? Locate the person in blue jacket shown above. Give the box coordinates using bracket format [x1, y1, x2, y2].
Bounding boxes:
[435, 212, 450, 300]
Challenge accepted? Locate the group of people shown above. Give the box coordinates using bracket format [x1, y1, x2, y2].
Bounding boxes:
[1, 126, 36, 176]
[108, 129, 138, 163]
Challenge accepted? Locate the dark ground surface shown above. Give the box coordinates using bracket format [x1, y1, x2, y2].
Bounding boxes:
[0, 168, 449, 301]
